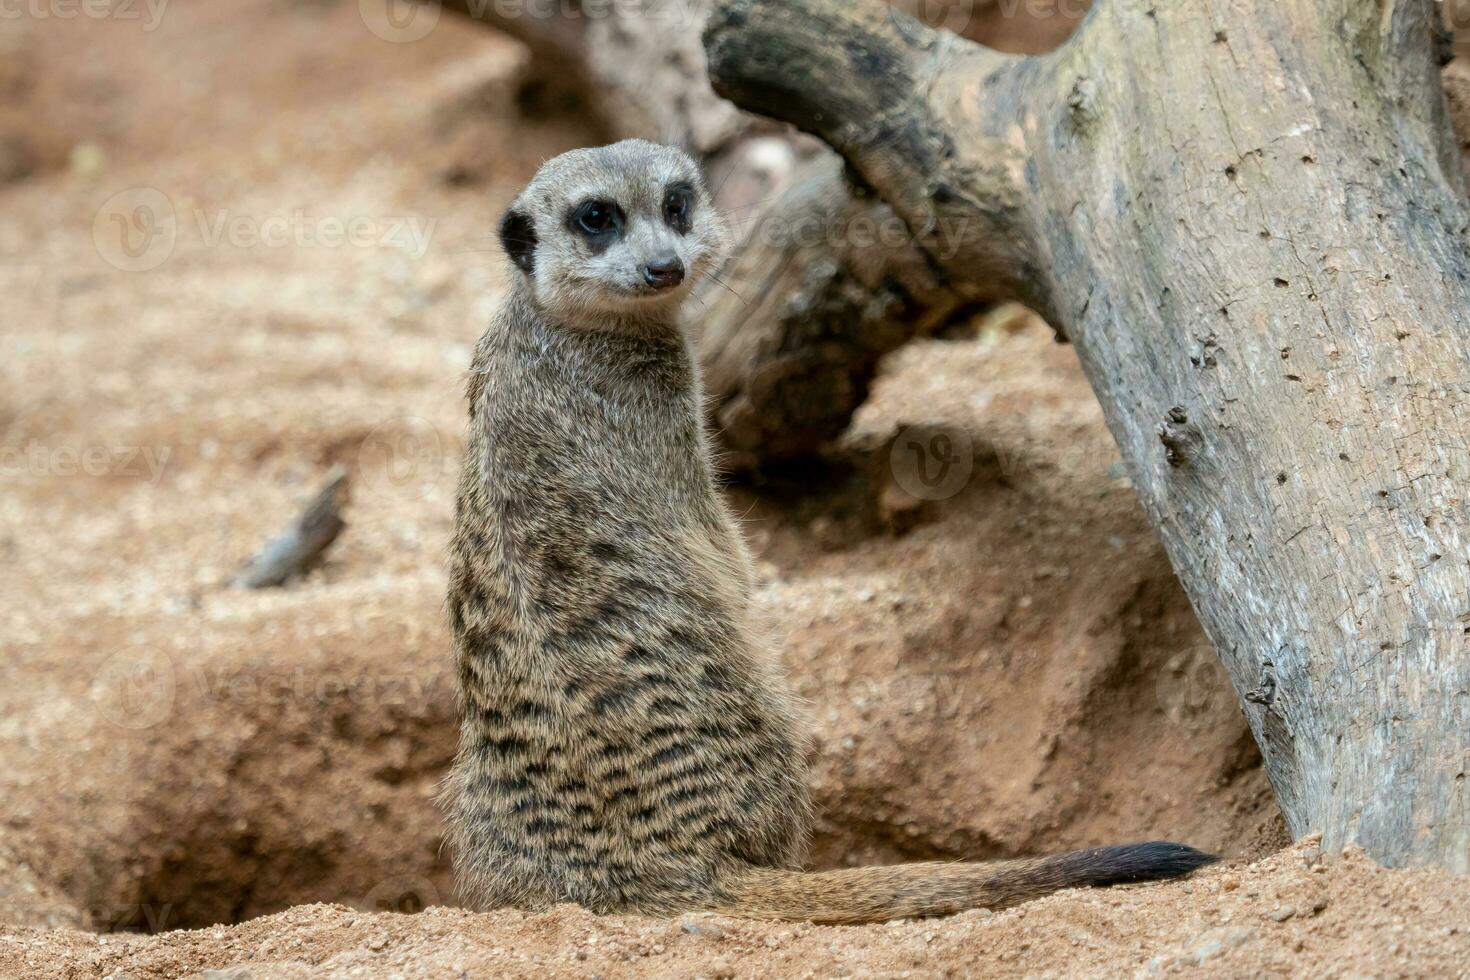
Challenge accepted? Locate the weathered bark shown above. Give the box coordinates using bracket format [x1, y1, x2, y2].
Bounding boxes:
[705, 0, 1470, 871]
[441, 0, 979, 467]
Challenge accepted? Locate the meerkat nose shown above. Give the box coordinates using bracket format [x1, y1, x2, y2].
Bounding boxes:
[642, 255, 686, 289]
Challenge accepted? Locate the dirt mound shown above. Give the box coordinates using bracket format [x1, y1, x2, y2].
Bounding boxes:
[1, 0, 1463, 974]
[743, 320, 1282, 870]
[3, 841, 1466, 978]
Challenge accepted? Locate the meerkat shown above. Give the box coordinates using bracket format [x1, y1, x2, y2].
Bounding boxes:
[444, 139, 1216, 924]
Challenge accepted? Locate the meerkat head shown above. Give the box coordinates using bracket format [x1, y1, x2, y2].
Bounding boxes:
[498, 140, 729, 329]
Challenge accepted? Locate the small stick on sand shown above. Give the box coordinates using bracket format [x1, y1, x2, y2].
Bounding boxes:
[230, 466, 349, 588]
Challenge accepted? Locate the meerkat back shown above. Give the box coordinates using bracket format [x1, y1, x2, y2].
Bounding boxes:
[445, 140, 813, 916]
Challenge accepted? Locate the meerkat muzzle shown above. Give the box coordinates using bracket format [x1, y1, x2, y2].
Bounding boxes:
[642, 255, 685, 289]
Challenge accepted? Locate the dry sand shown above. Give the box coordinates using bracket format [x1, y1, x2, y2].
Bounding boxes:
[0, 0, 1465, 976]
[3, 841, 1467, 978]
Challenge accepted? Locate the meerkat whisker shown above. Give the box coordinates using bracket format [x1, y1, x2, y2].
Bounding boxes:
[701, 270, 748, 306]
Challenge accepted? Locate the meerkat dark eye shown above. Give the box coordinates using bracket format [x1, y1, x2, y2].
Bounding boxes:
[663, 183, 695, 235]
[570, 199, 623, 241]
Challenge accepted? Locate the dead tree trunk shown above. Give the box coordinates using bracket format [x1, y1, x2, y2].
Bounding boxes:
[442, 0, 979, 468]
[704, 0, 1470, 871]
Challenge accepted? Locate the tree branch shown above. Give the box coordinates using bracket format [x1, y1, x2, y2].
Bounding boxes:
[230, 467, 349, 589]
[704, 0, 1047, 316]
[705, 0, 1470, 871]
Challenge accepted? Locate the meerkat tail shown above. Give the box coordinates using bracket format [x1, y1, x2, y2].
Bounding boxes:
[712, 842, 1218, 925]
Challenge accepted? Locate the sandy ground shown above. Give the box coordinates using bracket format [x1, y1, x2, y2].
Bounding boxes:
[0, 0, 1466, 976]
[3, 841, 1469, 978]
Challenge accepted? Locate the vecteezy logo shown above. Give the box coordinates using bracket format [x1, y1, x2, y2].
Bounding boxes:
[357, 416, 446, 501]
[1155, 646, 1225, 729]
[363, 874, 442, 915]
[93, 188, 177, 272]
[889, 423, 974, 501]
[359, 0, 441, 43]
[90, 648, 177, 730]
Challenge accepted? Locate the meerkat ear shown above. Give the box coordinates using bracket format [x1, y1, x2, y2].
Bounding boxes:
[499, 208, 538, 276]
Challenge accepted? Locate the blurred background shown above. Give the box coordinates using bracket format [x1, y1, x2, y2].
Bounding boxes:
[20, 0, 1470, 938]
